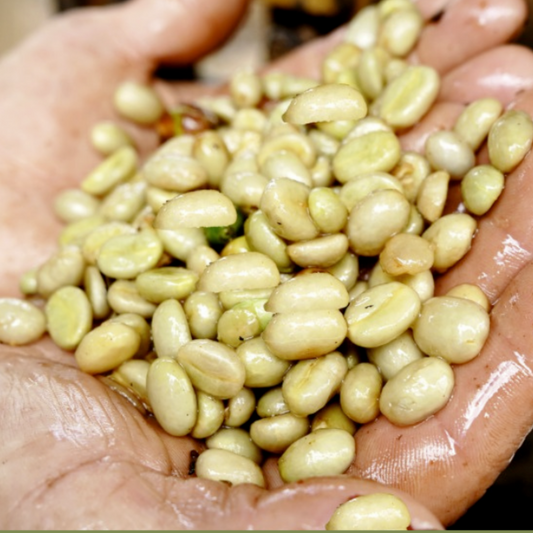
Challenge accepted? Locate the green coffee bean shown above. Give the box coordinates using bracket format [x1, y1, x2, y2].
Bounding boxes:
[0, 298, 46, 346]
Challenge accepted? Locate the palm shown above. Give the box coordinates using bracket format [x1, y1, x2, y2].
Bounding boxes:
[1, 0, 532, 528]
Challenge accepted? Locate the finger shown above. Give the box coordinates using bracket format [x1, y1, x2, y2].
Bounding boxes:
[410, 0, 527, 75]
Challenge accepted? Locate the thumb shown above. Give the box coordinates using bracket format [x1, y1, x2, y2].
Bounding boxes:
[105, 0, 250, 67]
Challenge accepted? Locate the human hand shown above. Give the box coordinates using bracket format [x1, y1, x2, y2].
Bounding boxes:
[0, 0, 532, 528]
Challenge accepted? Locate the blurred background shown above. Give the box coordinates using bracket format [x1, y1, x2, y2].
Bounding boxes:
[1, 0, 533, 528]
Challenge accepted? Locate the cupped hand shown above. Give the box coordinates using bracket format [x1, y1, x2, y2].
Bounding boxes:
[0, 0, 532, 528]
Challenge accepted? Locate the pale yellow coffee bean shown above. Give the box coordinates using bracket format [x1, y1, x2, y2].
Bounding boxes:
[322, 43, 362, 84]
[146, 357, 197, 436]
[446, 283, 491, 312]
[416, 170, 450, 223]
[155, 190, 237, 230]
[107, 313, 151, 358]
[344, 5, 379, 49]
[347, 189, 410, 256]
[413, 296, 490, 364]
[260, 150, 313, 187]
[250, 413, 310, 453]
[145, 187, 178, 214]
[90, 121, 133, 156]
[54, 188, 101, 223]
[221, 235, 252, 257]
[379, 7, 423, 57]
[217, 307, 260, 348]
[340, 363, 382, 424]
[191, 391, 225, 439]
[221, 128, 262, 157]
[113, 81, 164, 124]
[422, 213, 477, 272]
[377, 66, 440, 129]
[195, 448, 265, 488]
[342, 117, 392, 144]
[308, 187, 348, 234]
[488, 110, 533, 173]
[157, 227, 207, 262]
[59, 214, 106, 247]
[218, 288, 274, 310]
[107, 280, 157, 318]
[152, 299, 192, 360]
[221, 169, 269, 214]
[357, 47, 389, 101]
[184, 291, 223, 340]
[155, 134, 195, 157]
[278, 428, 355, 483]
[425, 130, 475, 179]
[236, 337, 291, 388]
[97, 229, 163, 279]
[308, 130, 340, 158]
[110, 359, 151, 407]
[282, 352, 348, 417]
[82, 222, 136, 265]
[349, 280, 368, 302]
[379, 233, 434, 276]
[368, 263, 434, 302]
[288, 233, 349, 269]
[263, 309, 347, 360]
[339, 172, 404, 212]
[99, 181, 146, 222]
[177, 339, 245, 399]
[333, 131, 401, 183]
[283, 84, 367, 125]
[327, 252, 360, 291]
[367, 330, 423, 381]
[45, 286, 92, 351]
[206, 428, 262, 464]
[453, 98, 503, 151]
[265, 272, 349, 313]
[0, 298, 46, 346]
[258, 131, 317, 169]
[19, 269, 38, 296]
[37, 246, 85, 298]
[391, 151, 431, 203]
[135, 267, 198, 303]
[230, 70, 263, 108]
[198, 252, 280, 293]
[224, 387, 256, 427]
[244, 211, 294, 273]
[196, 95, 237, 123]
[318, 120, 361, 142]
[279, 75, 320, 99]
[326, 493, 411, 531]
[378, 0, 417, 18]
[345, 282, 421, 348]
[311, 402, 356, 435]
[81, 146, 138, 196]
[380, 357, 454, 426]
[256, 387, 290, 418]
[461, 164, 505, 216]
[143, 152, 208, 192]
[232, 108, 267, 132]
[75, 321, 140, 374]
[404, 205, 425, 236]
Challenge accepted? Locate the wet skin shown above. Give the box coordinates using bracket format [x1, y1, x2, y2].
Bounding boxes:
[1, 0, 533, 528]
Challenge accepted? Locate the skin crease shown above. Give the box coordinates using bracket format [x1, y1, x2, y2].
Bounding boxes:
[0, 0, 532, 528]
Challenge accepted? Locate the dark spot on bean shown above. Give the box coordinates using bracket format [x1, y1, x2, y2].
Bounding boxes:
[188, 450, 199, 476]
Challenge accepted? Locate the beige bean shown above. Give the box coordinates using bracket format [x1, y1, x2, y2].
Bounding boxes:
[260, 150, 313, 187]
[236, 337, 291, 388]
[230, 70, 263, 108]
[377, 66, 440, 129]
[380, 357, 454, 426]
[446, 283, 491, 312]
[146, 357, 197, 436]
[308, 187, 348, 234]
[59, 214, 106, 247]
[392, 151, 431, 203]
[425, 131, 475, 179]
[135, 267, 198, 303]
[152, 299, 192, 360]
[113, 81, 164, 124]
[278, 428, 355, 483]
[282, 352, 348, 417]
[221, 235, 252, 257]
[461, 164, 505, 216]
[279, 75, 320, 99]
[37, 246, 85, 298]
[196, 95, 237, 123]
[177, 339, 245, 399]
[195, 449, 265, 488]
[488, 110, 533, 173]
[99, 181, 146, 222]
[81, 146, 137, 196]
[206, 428, 262, 464]
[145, 187, 178, 214]
[416, 170, 450, 223]
[221, 169, 269, 213]
[192, 130, 229, 189]
[82, 222, 136, 265]
[322, 43, 362, 84]
[379, 233, 434, 276]
[367, 330, 423, 381]
[143, 152, 208, 192]
[368, 263, 434, 302]
[453, 98, 503, 151]
[232, 108, 267, 132]
[413, 296, 490, 364]
[379, 7, 423, 57]
[265, 272, 349, 313]
[224, 387, 256, 427]
[191, 391, 225, 439]
[333, 131, 401, 183]
[311, 402, 356, 435]
[348, 280, 368, 302]
[308, 130, 340, 158]
[263, 309, 347, 360]
[258, 131, 316, 169]
[107, 313, 151, 358]
[250, 413, 310, 454]
[378, 0, 417, 18]
[344, 5, 379, 49]
[347, 189, 410, 256]
[97, 229, 163, 279]
[217, 307, 260, 348]
[287, 233, 349, 269]
[157, 227, 207, 262]
[54, 188, 101, 223]
[326, 493, 411, 531]
[198, 252, 280, 293]
[90, 121, 133, 156]
[107, 280, 157, 318]
[318, 120, 360, 142]
[422, 213, 477, 272]
[339, 172, 404, 211]
[311, 155, 334, 189]
[156, 134, 195, 157]
[340, 363, 382, 424]
[343, 117, 392, 144]
[256, 387, 290, 418]
[19, 269, 38, 296]
[231, 298, 272, 331]
[345, 281, 421, 348]
[155, 190, 237, 230]
[0, 298, 46, 346]
[219, 288, 274, 310]
[404, 205, 425, 236]
[326, 252, 360, 291]
[357, 47, 389, 101]
[110, 359, 151, 407]
[45, 286, 92, 351]
[184, 291, 223, 340]
[221, 128, 262, 157]
[75, 321, 140, 374]
[384, 57, 409, 85]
